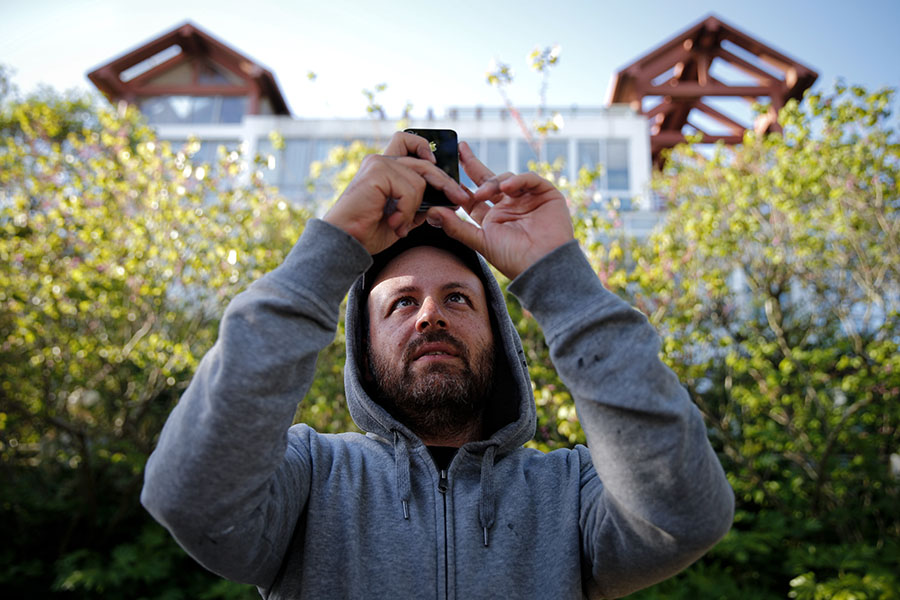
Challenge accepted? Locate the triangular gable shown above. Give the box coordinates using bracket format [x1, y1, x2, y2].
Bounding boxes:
[608, 14, 817, 165]
[87, 21, 290, 116]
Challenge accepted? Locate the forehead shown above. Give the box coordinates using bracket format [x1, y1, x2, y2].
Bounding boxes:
[369, 246, 485, 298]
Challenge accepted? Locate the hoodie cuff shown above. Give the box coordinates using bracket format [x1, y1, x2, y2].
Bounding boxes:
[268, 218, 373, 305]
[507, 240, 629, 340]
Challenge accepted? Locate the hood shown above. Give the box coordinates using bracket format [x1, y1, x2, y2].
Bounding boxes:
[343, 224, 536, 457]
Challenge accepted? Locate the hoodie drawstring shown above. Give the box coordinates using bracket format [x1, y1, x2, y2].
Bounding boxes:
[393, 431, 411, 519]
[390, 433, 499, 547]
[478, 445, 498, 547]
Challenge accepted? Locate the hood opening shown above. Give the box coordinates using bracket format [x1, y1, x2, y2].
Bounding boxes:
[344, 223, 535, 451]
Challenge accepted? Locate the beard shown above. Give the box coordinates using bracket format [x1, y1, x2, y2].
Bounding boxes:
[367, 329, 495, 442]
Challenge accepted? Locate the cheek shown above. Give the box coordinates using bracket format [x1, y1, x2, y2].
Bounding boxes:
[371, 323, 413, 358]
[462, 315, 494, 350]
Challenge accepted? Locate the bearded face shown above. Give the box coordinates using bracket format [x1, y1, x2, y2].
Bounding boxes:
[364, 246, 497, 443]
[367, 328, 495, 441]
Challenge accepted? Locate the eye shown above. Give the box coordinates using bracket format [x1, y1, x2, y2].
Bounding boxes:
[390, 296, 417, 312]
[446, 292, 469, 305]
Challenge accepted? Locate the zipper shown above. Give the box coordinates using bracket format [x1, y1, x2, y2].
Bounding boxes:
[438, 469, 449, 599]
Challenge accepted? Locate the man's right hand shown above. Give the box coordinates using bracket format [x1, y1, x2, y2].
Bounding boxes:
[323, 131, 469, 256]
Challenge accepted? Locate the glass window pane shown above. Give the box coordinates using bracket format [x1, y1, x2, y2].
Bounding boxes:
[282, 139, 312, 187]
[194, 140, 239, 165]
[545, 140, 568, 169]
[142, 96, 193, 124]
[256, 139, 280, 184]
[606, 139, 630, 190]
[191, 97, 215, 124]
[451, 140, 477, 189]
[517, 140, 538, 173]
[313, 138, 344, 162]
[577, 140, 600, 170]
[485, 140, 508, 175]
[220, 97, 246, 124]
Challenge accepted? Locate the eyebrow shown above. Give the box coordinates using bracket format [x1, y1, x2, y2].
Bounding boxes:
[377, 281, 481, 317]
[388, 282, 477, 296]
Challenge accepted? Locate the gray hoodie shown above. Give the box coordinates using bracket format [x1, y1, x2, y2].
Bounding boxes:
[142, 218, 734, 599]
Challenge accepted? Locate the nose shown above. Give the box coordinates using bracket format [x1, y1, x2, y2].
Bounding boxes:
[415, 297, 447, 332]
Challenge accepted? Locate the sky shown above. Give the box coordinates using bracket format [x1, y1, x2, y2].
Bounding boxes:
[1, 0, 899, 119]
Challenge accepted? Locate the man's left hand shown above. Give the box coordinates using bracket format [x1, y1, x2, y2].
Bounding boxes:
[425, 141, 575, 280]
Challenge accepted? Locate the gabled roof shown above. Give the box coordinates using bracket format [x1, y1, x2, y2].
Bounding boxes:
[608, 14, 817, 165]
[87, 21, 290, 116]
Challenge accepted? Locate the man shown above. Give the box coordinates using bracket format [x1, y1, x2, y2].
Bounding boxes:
[142, 132, 734, 599]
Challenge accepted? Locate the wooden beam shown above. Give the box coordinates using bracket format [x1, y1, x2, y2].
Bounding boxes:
[628, 45, 694, 82]
[685, 120, 712, 137]
[642, 83, 774, 97]
[653, 131, 744, 145]
[714, 47, 782, 84]
[131, 84, 250, 96]
[693, 101, 747, 134]
[645, 99, 675, 119]
[718, 27, 813, 76]
[696, 53, 710, 86]
[127, 52, 188, 87]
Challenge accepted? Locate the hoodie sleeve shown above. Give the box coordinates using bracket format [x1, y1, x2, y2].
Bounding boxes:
[507, 240, 734, 599]
[141, 219, 372, 586]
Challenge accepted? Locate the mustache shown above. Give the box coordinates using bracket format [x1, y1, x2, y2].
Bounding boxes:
[403, 330, 467, 364]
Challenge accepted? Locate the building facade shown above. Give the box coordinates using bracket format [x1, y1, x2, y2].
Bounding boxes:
[87, 16, 814, 238]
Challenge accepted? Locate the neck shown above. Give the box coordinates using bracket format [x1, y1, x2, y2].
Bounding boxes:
[417, 416, 483, 447]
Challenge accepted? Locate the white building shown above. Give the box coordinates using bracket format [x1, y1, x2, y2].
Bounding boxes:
[88, 22, 658, 236]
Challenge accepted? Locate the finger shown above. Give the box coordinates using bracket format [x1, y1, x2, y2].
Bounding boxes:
[374, 164, 426, 229]
[466, 197, 493, 225]
[425, 207, 486, 255]
[383, 196, 399, 218]
[395, 212, 429, 238]
[473, 172, 515, 202]
[384, 178, 425, 229]
[384, 131, 436, 162]
[497, 172, 553, 197]
[394, 156, 469, 205]
[459, 141, 496, 186]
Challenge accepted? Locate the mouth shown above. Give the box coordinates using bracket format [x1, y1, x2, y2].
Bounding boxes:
[410, 342, 461, 363]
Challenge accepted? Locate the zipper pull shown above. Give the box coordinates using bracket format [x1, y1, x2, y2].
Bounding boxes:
[438, 469, 448, 494]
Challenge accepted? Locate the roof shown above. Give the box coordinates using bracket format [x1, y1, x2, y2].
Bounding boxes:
[87, 21, 290, 116]
[608, 14, 817, 165]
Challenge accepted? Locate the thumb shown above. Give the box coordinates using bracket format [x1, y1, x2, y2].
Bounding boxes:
[425, 207, 485, 255]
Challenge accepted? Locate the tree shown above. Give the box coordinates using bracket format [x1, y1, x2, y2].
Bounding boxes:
[623, 84, 899, 597]
[0, 81, 306, 597]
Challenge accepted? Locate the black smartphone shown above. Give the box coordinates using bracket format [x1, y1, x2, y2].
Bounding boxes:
[403, 128, 459, 209]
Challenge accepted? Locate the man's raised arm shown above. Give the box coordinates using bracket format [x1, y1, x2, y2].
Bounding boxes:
[432, 144, 734, 597]
[141, 132, 468, 585]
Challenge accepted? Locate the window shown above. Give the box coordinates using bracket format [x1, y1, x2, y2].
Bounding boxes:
[485, 140, 509, 175]
[220, 97, 247, 124]
[458, 139, 479, 189]
[576, 138, 632, 210]
[191, 97, 215, 123]
[516, 139, 568, 173]
[120, 45, 182, 82]
[577, 140, 600, 172]
[258, 138, 354, 204]
[281, 139, 312, 195]
[258, 138, 310, 200]
[163, 139, 240, 166]
[544, 140, 568, 169]
[606, 139, 629, 191]
[312, 138, 344, 163]
[576, 139, 630, 191]
[141, 96, 247, 124]
[517, 141, 538, 173]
